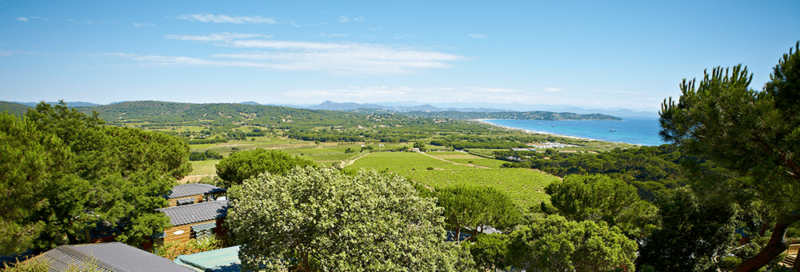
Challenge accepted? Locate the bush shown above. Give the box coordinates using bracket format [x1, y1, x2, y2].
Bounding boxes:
[154, 236, 225, 260]
[427, 167, 434, 170]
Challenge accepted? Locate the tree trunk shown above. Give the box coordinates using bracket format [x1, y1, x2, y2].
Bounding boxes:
[733, 213, 800, 272]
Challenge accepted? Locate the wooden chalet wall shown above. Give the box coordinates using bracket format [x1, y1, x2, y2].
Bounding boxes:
[163, 218, 227, 243]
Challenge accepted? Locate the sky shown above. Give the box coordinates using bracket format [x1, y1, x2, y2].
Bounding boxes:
[1, 0, 799, 111]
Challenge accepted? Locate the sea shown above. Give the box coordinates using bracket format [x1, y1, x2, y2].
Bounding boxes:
[483, 117, 666, 146]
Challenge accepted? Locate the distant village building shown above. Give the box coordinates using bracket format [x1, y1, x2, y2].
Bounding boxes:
[26, 242, 193, 272]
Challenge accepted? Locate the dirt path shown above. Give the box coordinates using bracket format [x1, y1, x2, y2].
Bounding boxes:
[340, 152, 372, 168]
[420, 152, 491, 169]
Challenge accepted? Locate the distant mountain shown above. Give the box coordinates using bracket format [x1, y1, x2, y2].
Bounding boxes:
[0, 101, 31, 116]
[239, 101, 261, 105]
[309, 101, 386, 111]
[396, 111, 623, 121]
[15, 101, 102, 108]
[306, 101, 512, 113]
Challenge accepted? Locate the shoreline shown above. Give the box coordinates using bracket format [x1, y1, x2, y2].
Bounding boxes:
[474, 119, 642, 147]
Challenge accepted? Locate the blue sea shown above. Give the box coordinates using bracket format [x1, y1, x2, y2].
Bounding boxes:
[483, 117, 666, 146]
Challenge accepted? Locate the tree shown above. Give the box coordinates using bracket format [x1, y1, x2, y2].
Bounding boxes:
[544, 174, 658, 238]
[659, 42, 800, 271]
[0, 113, 73, 254]
[414, 141, 426, 149]
[8, 102, 191, 251]
[418, 186, 521, 242]
[636, 187, 738, 271]
[507, 214, 637, 272]
[227, 167, 475, 271]
[215, 149, 316, 188]
[465, 234, 509, 272]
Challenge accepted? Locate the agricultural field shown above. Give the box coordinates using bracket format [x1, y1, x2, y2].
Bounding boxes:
[188, 160, 220, 176]
[404, 168, 558, 210]
[346, 151, 559, 210]
[427, 151, 507, 168]
[346, 152, 474, 172]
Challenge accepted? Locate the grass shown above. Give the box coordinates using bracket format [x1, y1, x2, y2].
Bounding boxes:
[346, 152, 559, 210]
[346, 152, 474, 172]
[189, 160, 220, 176]
[403, 168, 559, 210]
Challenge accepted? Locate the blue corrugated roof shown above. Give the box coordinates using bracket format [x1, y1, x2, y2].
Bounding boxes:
[174, 246, 241, 272]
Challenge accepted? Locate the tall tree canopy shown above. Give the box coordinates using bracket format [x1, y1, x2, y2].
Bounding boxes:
[227, 167, 475, 272]
[215, 149, 317, 188]
[0, 102, 192, 253]
[659, 42, 800, 271]
[544, 174, 658, 238]
[417, 185, 521, 242]
[507, 214, 637, 272]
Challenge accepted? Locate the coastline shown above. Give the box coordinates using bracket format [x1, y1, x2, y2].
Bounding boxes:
[474, 119, 641, 146]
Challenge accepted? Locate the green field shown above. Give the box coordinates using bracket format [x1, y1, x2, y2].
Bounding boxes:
[403, 168, 558, 210]
[188, 160, 220, 176]
[427, 152, 507, 168]
[346, 152, 474, 172]
[346, 152, 558, 210]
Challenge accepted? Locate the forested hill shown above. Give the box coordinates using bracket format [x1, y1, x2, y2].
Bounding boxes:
[0, 101, 31, 116]
[354, 109, 623, 121]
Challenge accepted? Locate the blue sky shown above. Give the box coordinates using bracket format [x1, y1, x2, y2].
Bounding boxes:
[1, 0, 799, 111]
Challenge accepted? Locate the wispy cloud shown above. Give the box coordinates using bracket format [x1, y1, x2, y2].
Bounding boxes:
[0, 49, 15, 56]
[545, 87, 562, 92]
[337, 16, 364, 23]
[319, 33, 350, 38]
[109, 37, 466, 75]
[177, 14, 276, 24]
[133, 23, 155, 27]
[165, 32, 272, 42]
[469, 34, 486, 39]
[17, 16, 48, 22]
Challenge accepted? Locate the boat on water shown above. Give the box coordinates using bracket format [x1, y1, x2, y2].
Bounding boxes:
[609, 129, 616, 132]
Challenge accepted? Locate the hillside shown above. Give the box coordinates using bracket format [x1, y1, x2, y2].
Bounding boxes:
[0, 101, 31, 116]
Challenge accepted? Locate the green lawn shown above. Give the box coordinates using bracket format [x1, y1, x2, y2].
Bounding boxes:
[188, 160, 220, 176]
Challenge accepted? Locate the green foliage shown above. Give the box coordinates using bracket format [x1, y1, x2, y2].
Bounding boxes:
[464, 234, 509, 271]
[0, 102, 191, 252]
[659, 42, 800, 270]
[0, 101, 31, 117]
[413, 141, 426, 149]
[0, 113, 73, 254]
[419, 186, 521, 240]
[544, 174, 658, 238]
[403, 168, 559, 210]
[154, 236, 225, 260]
[507, 214, 637, 272]
[215, 149, 317, 188]
[227, 167, 476, 271]
[636, 187, 738, 271]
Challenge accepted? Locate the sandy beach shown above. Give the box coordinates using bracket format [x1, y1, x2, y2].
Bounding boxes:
[473, 119, 639, 146]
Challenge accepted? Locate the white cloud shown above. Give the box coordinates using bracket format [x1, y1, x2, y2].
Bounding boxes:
[0, 49, 14, 56]
[177, 14, 276, 24]
[133, 23, 155, 27]
[165, 32, 271, 42]
[17, 17, 28, 22]
[353, 16, 364, 22]
[545, 87, 562, 92]
[469, 34, 486, 39]
[319, 33, 349, 37]
[110, 39, 465, 75]
[338, 16, 349, 23]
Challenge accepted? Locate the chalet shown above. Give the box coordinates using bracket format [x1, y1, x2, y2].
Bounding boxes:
[27, 242, 193, 272]
[155, 200, 229, 244]
[166, 183, 226, 207]
[174, 245, 241, 272]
